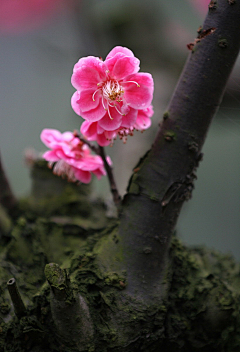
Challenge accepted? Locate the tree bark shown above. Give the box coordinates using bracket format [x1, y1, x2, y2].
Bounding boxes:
[96, 0, 240, 302]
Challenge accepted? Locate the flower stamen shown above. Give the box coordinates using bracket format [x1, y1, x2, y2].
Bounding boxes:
[51, 160, 77, 182]
[102, 96, 107, 110]
[114, 104, 125, 116]
[95, 80, 127, 119]
[107, 105, 113, 120]
[102, 80, 124, 102]
[92, 88, 101, 101]
[122, 80, 140, 87]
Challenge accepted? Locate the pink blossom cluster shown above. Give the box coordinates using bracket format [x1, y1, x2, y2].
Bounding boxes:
[71, 46, 154, 145]
[40, 129, 110, 184]
[41, 46, 154, 184]
[0, 0, 68, 34]
[188, 0, 210, 15]
[80, 105, 154, 146]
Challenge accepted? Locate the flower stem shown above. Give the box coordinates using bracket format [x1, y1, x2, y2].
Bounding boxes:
[78, 134, 99, 154]
[98, 146, 121, 208]
[75, 132, 121, 208]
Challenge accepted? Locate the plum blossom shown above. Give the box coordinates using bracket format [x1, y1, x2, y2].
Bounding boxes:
[134, 105, 154, 131]
[40, 129, 110, 183]
[0, 0, 68, 34]
[80, 105, 154, 146]
[188, 0, 210, 16]
[71, 46, 154, 135]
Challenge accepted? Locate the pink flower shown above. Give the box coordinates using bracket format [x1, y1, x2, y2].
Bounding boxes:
[71, 46, 154, 133]
[80, 121, 117, 147]
[188, 0, 210, 15]
[0, 0, 69, 34]
[40, 129, 110, 183]
[134, 105, 154, 131]
[80, 105, 154, 146]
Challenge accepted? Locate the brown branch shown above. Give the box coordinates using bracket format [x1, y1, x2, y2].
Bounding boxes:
[98, 146, 121, 209]
[75, 132, 121, 208]
[96, 0, 240, 302]
[78, 134, 99, 154]
[0, 154, 19, 220]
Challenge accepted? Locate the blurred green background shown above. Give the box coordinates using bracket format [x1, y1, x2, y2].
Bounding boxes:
[0, 0, 239, 257]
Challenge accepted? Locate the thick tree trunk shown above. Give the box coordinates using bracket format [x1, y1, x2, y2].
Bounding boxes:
[1, 1, 240, 351]
[96, 0, 240, 303]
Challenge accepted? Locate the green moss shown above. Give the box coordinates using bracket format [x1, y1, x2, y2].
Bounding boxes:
[163, 111, 169, 120]
[218, 38, 228, 48]
[164, 130, 176, 141]
[0, 162, 240, 351]
[1, 204, 240, 352]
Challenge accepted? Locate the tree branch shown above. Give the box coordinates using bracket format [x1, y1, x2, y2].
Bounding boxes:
[98, 146, 121, 209]
[77, 133, 121, 208]
[97, 0, 240, 302]
[0, 154, 19, 220]
[7, 278, 27, 319]
[45, 263, 94, 351]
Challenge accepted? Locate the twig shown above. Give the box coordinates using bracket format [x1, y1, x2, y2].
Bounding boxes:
[0, 154, 19, 220]
[77, 134, 99, 154]
[7, 278, 26, 319]
[98, 146, 121, 208]
[75, 132, 121, 208]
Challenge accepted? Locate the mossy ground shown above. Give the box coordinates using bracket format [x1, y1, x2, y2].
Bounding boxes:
[0, 163, 239, 351]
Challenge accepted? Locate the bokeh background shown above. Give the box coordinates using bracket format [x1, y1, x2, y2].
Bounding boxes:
[0, 0, 239, 257]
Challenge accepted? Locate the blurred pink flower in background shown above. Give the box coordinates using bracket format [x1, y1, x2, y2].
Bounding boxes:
[71, 46, 154, 140]
[80, 105, 154, 146]
[0, 0, 70, 34]
[188, 0, 210, 15]
[40, 129, 110, 183]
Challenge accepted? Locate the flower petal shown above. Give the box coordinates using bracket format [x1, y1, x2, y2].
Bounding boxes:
[81, 102, 106, 122]
[134, 106, 154, 130]
[97, 123, 104, 134]
[105, 55, 140, 80]
[76, 89, 100, 113]
[80, 121, 111, 146]
[80, 120, 97, 138]
[123, 73, 154, 109]
[61, 131, 75, 142]
[75, 157, 102, 171]
[92, 168, 106, 180]
[106, 46, 135, 60]
[98, 108, 122, 131]
[74, 169, 92, 183]
[71, 56, 105, 90]
[71, 90, 106, 121]
[71, 91, 81, 115]
[97, 133, 111, 146]
[120, 107, 138, 128]
[42, 150, 59, 162]
[41, 129, 63, 148]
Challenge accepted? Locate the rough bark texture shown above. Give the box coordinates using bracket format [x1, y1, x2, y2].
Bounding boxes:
[1, 1, 240, 351]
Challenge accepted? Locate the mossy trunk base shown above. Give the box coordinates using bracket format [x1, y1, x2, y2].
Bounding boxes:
[0, 163, 239, 352]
